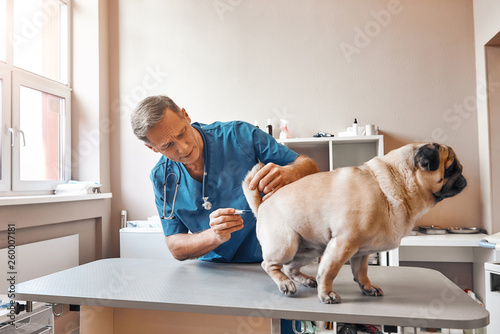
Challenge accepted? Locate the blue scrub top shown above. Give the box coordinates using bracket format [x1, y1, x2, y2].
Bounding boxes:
[150, 121, 299, 263]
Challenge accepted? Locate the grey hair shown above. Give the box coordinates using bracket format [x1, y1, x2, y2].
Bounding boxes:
[131, 95, 182, 143]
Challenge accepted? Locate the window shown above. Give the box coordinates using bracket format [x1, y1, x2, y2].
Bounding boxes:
[0, 0, 71, 194]
[0, 0, 6, 62]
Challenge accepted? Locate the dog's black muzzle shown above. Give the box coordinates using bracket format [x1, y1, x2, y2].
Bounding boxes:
[433, 172, 467, 203]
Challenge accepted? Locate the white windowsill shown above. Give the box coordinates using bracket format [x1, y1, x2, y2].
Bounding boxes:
[0, 193, 112, 206]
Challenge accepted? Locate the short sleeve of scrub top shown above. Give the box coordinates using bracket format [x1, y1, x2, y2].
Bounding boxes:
[150, 121, 299, 262]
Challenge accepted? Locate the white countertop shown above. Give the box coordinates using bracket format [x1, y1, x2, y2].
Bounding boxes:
[400, 233, 487, 247]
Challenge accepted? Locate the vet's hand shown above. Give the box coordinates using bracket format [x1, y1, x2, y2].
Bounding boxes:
[248, 162, 293, 201]
[209, 208, 244, 244]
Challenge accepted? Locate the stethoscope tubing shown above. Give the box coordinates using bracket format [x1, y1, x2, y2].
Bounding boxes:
[161, 167, 180, 220]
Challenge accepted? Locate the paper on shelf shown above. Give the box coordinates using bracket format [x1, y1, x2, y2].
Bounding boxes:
[126, 215, 161, 228]
[54, 181, 101, 195]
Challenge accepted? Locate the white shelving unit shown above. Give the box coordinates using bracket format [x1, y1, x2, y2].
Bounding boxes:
[386, 233, 490, 266]
[278, 135, 384, 171]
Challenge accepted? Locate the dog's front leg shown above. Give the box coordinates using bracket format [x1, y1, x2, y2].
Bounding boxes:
[316, 238, 359, 304]
[350, 255, 383, 296]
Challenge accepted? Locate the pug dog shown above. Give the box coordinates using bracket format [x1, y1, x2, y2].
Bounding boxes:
[242, 143, 466, 304]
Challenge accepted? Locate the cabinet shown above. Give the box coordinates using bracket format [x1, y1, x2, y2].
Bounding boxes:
[485, 262, 500, 333]
[277, 135, 384, 172]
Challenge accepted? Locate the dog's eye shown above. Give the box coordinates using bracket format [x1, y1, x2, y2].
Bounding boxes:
[438, 178, 443, 183]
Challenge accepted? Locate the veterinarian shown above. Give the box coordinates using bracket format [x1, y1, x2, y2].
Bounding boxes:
[131, 95, 319, 263]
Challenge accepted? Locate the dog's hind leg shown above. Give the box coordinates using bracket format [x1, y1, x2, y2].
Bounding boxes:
[260, 233, 301, 296]
[350, 255, 383, 296]
[261, 261, 297, 295]
[283, 255, 318, 288]
[316, 237, 359, 304]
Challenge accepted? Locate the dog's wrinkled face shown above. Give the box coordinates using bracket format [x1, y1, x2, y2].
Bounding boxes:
[414, 143, 467, 203]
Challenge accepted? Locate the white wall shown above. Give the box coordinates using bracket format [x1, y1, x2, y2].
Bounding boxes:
[473, 0, 500, 234]
[72, 0, 110, 191]
[110, 0, 481, 230]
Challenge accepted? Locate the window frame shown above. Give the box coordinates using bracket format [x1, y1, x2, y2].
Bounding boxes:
[11, 70, 71, 191]
[0, 66, 12, 192]
[1, 0, 71, 195]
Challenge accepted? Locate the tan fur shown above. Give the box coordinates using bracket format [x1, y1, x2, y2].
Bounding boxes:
[242, 143, 466, 303]
[241, 162, 264, 216]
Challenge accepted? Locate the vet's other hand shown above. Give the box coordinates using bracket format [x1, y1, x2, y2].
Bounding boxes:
[209, 208, 244, 244]
[248, 162, 293, 201]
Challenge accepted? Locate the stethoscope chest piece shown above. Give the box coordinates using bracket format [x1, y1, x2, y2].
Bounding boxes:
[202, 197, 212, 211]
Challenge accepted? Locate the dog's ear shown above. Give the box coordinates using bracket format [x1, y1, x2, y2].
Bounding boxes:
[415, 143, 441, 171]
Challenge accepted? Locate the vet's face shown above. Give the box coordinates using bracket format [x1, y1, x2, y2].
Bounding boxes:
[414, 143, 467, 202]
[145, 108, 203, 166]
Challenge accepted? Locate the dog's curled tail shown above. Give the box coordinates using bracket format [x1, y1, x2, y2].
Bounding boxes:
[242, 162, 264, 217]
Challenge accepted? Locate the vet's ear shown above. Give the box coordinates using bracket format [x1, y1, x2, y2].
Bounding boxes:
[415, 144, 441, 171]
[145, 143, 158, 153]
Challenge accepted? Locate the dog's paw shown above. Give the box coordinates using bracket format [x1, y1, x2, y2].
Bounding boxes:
[318, 291, 341, 304]
[361, 284, 383, 297]
[292, 275, 317, 288]
[279, 280, 296, 295]
[304, 277, 317, 288]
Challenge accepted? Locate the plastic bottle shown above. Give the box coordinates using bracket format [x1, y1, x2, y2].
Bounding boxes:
[353, 118, 358, 136]
[266, 119, 273, 136]
[121, 210, 127, 228]
[279, 119, 291, 139]
[254, 120, 259, 129]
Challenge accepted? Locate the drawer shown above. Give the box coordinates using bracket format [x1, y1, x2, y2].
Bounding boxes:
[0, 305, 53, 334]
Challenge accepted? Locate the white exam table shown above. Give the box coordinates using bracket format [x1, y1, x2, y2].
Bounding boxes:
[15, 257, 489, 333]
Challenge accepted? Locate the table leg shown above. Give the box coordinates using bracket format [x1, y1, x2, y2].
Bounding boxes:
[271, 318, 281, 334]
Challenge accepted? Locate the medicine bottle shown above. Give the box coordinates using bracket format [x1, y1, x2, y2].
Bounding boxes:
[267, 119, 273, 136]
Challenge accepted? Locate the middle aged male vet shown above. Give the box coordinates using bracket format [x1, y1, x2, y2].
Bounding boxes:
[131, 95, 319, 263]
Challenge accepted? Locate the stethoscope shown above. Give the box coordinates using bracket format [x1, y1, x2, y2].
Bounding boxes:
[160, 124, 212, 220]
